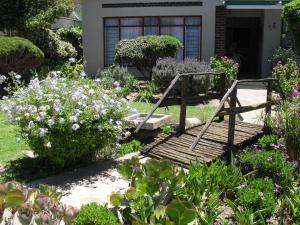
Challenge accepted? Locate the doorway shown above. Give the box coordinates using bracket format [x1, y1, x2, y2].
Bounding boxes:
[226, 17, 262, 79]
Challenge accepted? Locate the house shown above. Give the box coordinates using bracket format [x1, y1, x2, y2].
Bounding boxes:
[82, 0, 290, 78]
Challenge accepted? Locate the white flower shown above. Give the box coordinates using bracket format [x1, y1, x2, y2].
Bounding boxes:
[15, 74, 21, 80]
[46, 142, 52, 148]
[2, 96, 8, 100]
[80, 71, 87, 78]
[48, 118, 55, 126]
[59, 118, 65, 124]
[72, 124, 80, 131]
[69, 116, 78, 123]
[0, 75, 6, 84]
[88, 89, 95, 95]
[113, 81, 120, 87]
[124, 131, 131, 138]
[69, 58, 76, 63]
[28, 121, 35, 128]
[39, 128, 48, 137]
[36, 116, 41, 122]
[98, 125, 103, 131]
[39, 111, 47, 118]
[16, 137, 21, 143]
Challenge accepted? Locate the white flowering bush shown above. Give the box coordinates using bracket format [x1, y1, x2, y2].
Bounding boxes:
[1, 75, 132, 168]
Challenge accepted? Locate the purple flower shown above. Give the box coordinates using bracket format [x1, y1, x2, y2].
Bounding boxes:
[267, 157, 273, 161]
[291, 88, 298, 97]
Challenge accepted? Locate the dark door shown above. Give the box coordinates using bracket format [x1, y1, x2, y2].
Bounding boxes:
[226, 18, 262, 79]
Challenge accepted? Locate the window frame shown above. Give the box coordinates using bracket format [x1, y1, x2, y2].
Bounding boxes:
[103, 16, 202, 66]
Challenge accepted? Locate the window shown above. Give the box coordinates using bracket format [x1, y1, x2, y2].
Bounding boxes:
[104, 16, 202, 65]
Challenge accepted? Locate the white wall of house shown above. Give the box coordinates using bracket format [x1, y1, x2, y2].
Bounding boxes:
[83, 0, 222, 75]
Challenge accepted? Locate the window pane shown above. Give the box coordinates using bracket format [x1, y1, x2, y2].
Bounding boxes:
[144, 26, 159, 36]
[161, 26, 184, 60]
[121, 27, 143, 39]
[104, 18, 119, 26]
[185, 17, 201, 26]
[105, 27, 119, 65]
[160, 17, 184, 26]
[120, 18, 143, 26]
[144, 17, 159, 26]
[185, 27, 201, 59]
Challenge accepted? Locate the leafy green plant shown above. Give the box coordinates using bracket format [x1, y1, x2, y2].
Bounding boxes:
[0, 181, 78, 225]
[237, 179, 276, 219]
[211, 56, 239, 90]
[115, 35, 183, 80]
[119, 140, 143, 156]
[160, 125, 175, 135]
[181, 160, 242, 203]
[110, 158, 186, 224]
[283, 0, 300, 55]
[258, 135, 279, 151]
[73, 203, 120, 225]
[135, 81, 157, 103]
[239, 149, 295, 187]
[269, 47, 297, 67]
[272, 60, 299, 100]
[265, 96, 300, 160]
[0, 75, 131, 168]
[0, 36, 44, 75]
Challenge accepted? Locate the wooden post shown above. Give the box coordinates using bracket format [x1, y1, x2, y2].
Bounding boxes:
[264, 80, 273, 131]
[179, 76, 188, 132]
[219, 73, 226, 121]
[228, 86, 237, 146]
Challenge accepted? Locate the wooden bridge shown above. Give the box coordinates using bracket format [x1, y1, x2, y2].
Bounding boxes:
[134, 73, 277, 167]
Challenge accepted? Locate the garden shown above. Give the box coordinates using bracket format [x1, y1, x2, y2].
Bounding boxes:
[0, 0, 300, 224]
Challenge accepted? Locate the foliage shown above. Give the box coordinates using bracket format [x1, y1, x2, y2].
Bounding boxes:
[73, 203, 120, 225]
[239, 148, 295, 187]
[211, 56, 239, 90]
[119, 140, 143, 156]
[0, 75, 132, 168]
[0, 36, 44, 75]
[257, 135, 280, 151]
[272, 60, 299, 100]
[135, 81, 157, 103]
[57, 27, 83, 61]
[180, 160, 242, 203]
[110, 158, 187, 224]
[115, 35, 183, 79]
[27, 29, 77, 63]
[269, 47, 297, 67]
[152, 57, 212, 96]
[237, 178, 276, 219]
[160, 125, 176, 135]
[99, 65, 138, 97]
[0, 0, 73, 34]
[266, 96, 300, 160]
[283, 0, 300, 55]
[0, 181, 78, 225]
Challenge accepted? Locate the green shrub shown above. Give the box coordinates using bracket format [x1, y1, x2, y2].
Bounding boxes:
[266, 96, 300, 160]
[0, 181, 78, 224]
[283, 0, 300, 55]
[28, 29, 77, 62]
[258, 135, 279, 151]
[0, 36, 44, 74]
[73, 203, 120, 225]
[1, 75, 131, 168]
[135, 81, 157, 103]
[240, 149, 294, 187]
[269, 47, 297, 68]
[237, 178, 276, 218]
[115, 35, 182, 79]
[100, 65, 137, 93]
[272, 60, 299, 100]
[119, 139, 143, 156]
[57, 26, 83, 61]
[152, 57, 212, 96]
[211, 56, 239, 90]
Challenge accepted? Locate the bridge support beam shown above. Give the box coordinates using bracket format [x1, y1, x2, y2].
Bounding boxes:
[228, 86, 237, 146]
[179, 76, 188, 132]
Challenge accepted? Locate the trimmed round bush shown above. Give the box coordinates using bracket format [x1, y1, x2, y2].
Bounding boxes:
[73, 203, 120, 225]
[0, 36, 44, 74]
[1, 75, 132, 168]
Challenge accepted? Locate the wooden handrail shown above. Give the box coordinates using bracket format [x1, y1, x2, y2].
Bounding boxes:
[189, 78, 277, 151]
[134, 72, 223, 134]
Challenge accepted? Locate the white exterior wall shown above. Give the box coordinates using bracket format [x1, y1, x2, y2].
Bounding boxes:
[261, 10, 282, 77]
[83, 0, 222, 75]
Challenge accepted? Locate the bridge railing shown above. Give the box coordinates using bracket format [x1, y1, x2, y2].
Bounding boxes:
[134, 72, 226, 134]
[189, 78, 278, 151]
